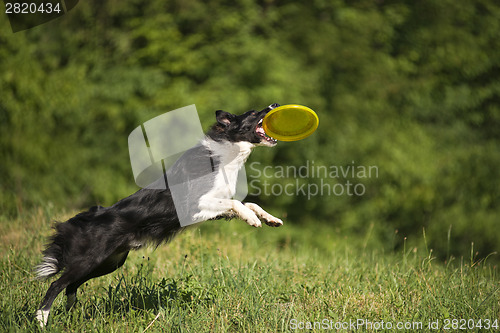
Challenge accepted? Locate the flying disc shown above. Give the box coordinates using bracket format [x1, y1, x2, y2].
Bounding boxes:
[262, 104, 319, 141]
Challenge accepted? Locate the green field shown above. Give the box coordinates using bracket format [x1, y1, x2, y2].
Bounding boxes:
[1, 208, 498, 332]
[1, 1, 499, 331]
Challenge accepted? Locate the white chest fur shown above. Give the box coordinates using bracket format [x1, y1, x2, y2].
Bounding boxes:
[192, 139, 254, 223]
[206, 139, 253, 198]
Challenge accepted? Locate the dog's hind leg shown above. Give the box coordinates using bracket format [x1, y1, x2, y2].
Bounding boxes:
[64, 281, 82, 312]
[36, 250, 130, 327]
[64, 250, 130, 311]
[36, 272, 76, 327]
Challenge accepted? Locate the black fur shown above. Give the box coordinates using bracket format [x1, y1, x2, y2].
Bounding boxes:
[35, 103, 280, 325]
[209, 103, 280, 144]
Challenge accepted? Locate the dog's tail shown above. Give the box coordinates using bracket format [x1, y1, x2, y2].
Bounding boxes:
[35, 206, 102, 279]
[35, 256, 60, 279]
[35, 230, 65, 279]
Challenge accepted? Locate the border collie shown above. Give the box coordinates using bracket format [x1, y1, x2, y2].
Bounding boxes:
[35, 104, 283, 327]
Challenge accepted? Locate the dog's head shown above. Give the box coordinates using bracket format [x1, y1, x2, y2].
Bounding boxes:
[207, 103, 280, 147]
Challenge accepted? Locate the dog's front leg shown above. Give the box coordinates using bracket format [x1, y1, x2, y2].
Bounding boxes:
[196, 197, 262, 227]
[244, 203, 283, 227]
[231, 200, 264, 227]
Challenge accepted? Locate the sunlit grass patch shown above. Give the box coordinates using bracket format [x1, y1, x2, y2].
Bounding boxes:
[0, 210, 498, 332]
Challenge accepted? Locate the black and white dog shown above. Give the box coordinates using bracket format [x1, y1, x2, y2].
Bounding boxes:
[35, 104, 283, 327]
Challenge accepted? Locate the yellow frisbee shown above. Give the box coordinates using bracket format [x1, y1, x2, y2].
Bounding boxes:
[263, 104, 319, 141]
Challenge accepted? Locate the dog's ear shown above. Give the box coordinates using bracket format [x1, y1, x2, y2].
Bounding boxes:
[215, 110, 235, 127]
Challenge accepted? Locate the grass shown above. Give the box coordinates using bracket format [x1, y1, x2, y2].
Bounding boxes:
[0, 207, 498, 332]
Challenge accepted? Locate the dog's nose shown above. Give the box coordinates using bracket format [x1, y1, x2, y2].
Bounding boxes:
[261, 103, 280, 113]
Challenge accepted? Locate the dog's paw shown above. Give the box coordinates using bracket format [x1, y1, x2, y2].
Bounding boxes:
[239, 209, 262, 227]
[263, 217, 283, 227]
[35, 309, 50, 328]
[243, 203, 283, 227]
[245, 215, 262, 228]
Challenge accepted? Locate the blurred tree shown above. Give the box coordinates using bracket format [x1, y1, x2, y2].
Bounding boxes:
[0, 0, 498, 262]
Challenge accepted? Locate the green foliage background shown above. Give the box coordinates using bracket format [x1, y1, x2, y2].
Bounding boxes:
[1, 0, 499, 262]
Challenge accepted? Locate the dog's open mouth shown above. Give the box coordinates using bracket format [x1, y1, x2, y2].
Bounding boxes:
[256, 119, 277, 145]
